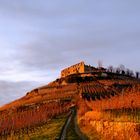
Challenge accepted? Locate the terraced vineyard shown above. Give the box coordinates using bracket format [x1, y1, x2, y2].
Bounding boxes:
[0, 74, 140, 139]
[80, 81, 118, 101]
[0, 84, 78, 139]
[77, 79, 140, 140]
[2, 114, 68, 140]
[80, 81, 140, 111]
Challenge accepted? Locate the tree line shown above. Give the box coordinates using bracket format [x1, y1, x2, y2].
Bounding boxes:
[107, 64, 140, 79]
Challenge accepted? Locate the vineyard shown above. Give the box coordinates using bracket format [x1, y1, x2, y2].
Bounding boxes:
[80, 81, 140, 111]
[0, 74, 140, 139]
[77, 80, 140, 140]
[0, 83, 78, 139]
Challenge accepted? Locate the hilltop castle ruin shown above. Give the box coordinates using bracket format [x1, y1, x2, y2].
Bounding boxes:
[61, 61, 100, 78]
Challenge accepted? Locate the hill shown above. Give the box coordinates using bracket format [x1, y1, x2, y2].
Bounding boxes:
[0, 62, 140, 139]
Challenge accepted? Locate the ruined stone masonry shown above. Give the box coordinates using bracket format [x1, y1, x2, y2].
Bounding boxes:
[61, 61, 98, 78]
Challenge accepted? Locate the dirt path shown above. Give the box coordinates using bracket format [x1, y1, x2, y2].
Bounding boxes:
[59, 107, 87, 140]
[74, 109, 87, 140]
[59, 111, 73, 140]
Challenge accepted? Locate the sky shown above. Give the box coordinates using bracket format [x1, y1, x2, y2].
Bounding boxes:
[0, 0, 140, 106]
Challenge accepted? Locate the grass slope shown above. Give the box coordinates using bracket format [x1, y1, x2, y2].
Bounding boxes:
[6, 114, 68, 140]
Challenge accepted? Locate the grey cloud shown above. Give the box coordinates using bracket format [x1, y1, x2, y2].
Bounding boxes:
[0, 0, 87, 21]
[0, 0, 139, 25]
[15, 30, 100, 71]
[15, 22, 140, 73]
[0, 0, 140, 106]
[0, 80, 43, 106]
[16, 42, 66, 70]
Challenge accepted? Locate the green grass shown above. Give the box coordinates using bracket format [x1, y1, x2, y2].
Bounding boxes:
[5, 114, 68, 140]
[30, 119, 63, 140]
[30, 115, 68, 140]
[66, 115, 80, 140]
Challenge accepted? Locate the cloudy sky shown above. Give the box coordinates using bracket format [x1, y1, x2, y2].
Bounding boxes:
[0, 0, 140, 106]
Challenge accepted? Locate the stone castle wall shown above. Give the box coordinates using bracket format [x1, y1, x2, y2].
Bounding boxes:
[61, 61, 96, 78]
[61, 61, 85, 77]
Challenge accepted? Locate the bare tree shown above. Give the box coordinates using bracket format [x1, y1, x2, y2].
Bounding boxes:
[116, 67, 121, 74]
[108, 65, 114, 73]
[129, 70, 134, 77]
[126, 68, 131, 76]
[119, 64, 125, 75]
[136, 72, 140, 79]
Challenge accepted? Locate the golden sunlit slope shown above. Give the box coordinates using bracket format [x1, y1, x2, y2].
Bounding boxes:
[0, 71, 140, 139]
[0, 82, 77, 111]
[1, 71, 140, 111]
